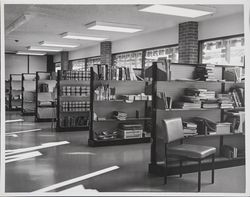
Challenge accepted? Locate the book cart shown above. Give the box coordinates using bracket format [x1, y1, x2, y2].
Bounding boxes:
[21, 73, 36, 115]
[56, 70, 91, 131]
[35, 71, 57, 122]
[9, 74, 22, 110]
[88, 65, 152, 146]
[148, 62, 245, 176]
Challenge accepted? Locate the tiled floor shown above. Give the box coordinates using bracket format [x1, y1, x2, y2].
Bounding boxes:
[5, 111, 245, 193]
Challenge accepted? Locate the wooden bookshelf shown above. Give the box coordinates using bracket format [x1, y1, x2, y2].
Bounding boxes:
[9, 74, 22, 111]
[21, 73, 36, 115]
[88, 66, 152, 147]
[35, 71, 57, 122]
[148, 62, 245, 176]
[56, 70, 90, 132]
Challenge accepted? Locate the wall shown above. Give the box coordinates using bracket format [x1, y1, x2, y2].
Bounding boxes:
[54, 12, 244, 62]
[5, 54, 47, 80]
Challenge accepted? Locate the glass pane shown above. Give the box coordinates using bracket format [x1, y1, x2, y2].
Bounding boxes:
[113, 51, 142, 69]
[145, 46, 178, 68]
[202, 36, 244, 66]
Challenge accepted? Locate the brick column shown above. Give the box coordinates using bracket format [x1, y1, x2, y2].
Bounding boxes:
[61, 51, 69, 70]
[178, 21, 198, 64]
[100, 41, 112, 66]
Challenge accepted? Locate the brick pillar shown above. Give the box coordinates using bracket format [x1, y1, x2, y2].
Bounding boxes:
[61, 51, 69, 70]
[47, 55, 55, 72]
[100, 41, 112, 66]
[178, 21, 198, 64]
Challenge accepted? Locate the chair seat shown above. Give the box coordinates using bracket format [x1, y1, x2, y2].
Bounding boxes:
[168, 144, 216, 159]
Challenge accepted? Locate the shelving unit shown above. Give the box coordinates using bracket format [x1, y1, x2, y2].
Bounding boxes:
[21, 73, 36, 115]
[9, 74, 22, 111]
[88, 67, 152, 147]
[148, 62, 245, 176]
[5, 80, 10, 110]
[56, 70, 91, 131]
[35, 71, 57, 122]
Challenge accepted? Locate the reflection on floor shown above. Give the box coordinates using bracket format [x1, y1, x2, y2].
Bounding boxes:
[5, 111, 245, 193]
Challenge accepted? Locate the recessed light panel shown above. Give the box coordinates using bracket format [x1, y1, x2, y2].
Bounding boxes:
[85, 21, 143, 33]
[139, 5, 214, 18]
[27, 46, 63, 52]
[61, 32, 107, 41]
[39, 41, 79, 48]
[16, 51, 46, 56]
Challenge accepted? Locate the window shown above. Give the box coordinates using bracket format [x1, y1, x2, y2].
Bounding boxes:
[145, 45, 178, 68]
[113, 51, 143, 69]
[71, 59, 86, 71]
[201, 35, 244, 66]
[87, 57, 101, 69]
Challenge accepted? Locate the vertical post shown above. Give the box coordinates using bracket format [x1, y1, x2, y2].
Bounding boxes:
[27, 55, 30, 73]
[47, 55, 55, 72]
[61, 51, 69, 70]
[141, 50, 146, 78]
[89, 67, 94, 140]
[151, 62, 157, 164]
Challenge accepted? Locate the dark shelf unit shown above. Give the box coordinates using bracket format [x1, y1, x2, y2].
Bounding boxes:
[88, 67, 152, 147]
[35, 71, 57, 122]
[148, 62, 245, 176]
[21, 73, 36, 115]
[56, 70, 91, 132]
[9, 74, 22, 111]
[5, 80, 10, 110]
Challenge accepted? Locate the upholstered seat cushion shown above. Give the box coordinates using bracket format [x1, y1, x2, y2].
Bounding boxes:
[168, 144, 216, 159]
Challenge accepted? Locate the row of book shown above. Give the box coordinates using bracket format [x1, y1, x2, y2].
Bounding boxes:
[61, 70, 90, 80]
[60, 101, 90, 112]
[60, 116, 89, 128]
[94, 85, 116, 101]
[93, 64, 142, 81]
[229, 87, 244, 107]
[61, 86, 90, 96]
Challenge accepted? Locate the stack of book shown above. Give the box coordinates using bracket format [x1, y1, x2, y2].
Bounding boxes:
[113, 111, 127, 120]
[118, 123, 143, 139]
[93, 64, 139, 81]
[217, 94, 234, 109]
[182, 121, 198, 136]
[194, 64, 216, 81]
[174, 102, 201, 109]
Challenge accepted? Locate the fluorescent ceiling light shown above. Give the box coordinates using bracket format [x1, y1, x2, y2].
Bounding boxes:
[139, 5, 214, 18]
[27, 46, 63, 52]
[39, 41, 79, 48]
[61, 32, 107, 41]
[6, 14, 33, 35]
[85, 21, 143, 33]
[16, 51, 46, 56]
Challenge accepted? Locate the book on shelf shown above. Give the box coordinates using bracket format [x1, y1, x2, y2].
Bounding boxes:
[118, 123, 143, 139]
[221, 145, 238, 159]
[113, 111, 127, 120]
[62, 70, 90, 80]
[94, 85, 116, 100]
[93, 64, 139, 81]
[229, 87, 244, 107]
[173, 102, 201, 109]
[183, 121, 198, 136]
[225, 111, 245, 133]
[194, 64, 217, 81]
[156, 92, 172, 109]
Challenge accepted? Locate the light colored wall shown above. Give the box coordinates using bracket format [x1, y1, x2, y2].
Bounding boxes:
[29, 56, 47, 73]
[5, 54, 47, 80]
[54, 13, 244, 62]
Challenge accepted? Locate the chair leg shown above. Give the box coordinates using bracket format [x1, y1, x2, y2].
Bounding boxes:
[211, 154, 215, 184]
[164, 143, 168, 184]
[198, 159, 201, 192]
[179, 159, 182, 177]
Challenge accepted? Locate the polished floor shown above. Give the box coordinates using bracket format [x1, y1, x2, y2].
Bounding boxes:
[5, 111, 245, 193]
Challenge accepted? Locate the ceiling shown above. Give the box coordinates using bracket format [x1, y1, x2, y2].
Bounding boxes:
[4, 4, 243, 54]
